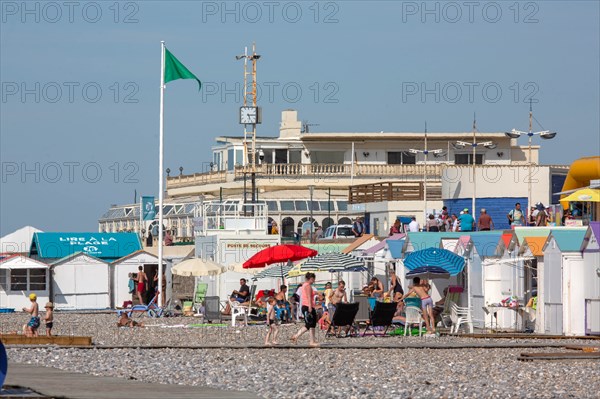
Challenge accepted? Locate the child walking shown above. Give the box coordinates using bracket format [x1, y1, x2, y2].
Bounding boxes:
[264, 297, 279, 346]
[22, 293, 40, 337]
[44, 302, 54, 337]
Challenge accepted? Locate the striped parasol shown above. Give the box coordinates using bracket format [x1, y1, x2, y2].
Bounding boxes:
[403, 248, 465, 276]
[252, 260, 295, 280]
[299, 252, 366, 273]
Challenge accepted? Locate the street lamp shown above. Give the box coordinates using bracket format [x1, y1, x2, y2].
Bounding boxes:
[308, 185, 315, 243]
[409, 124, 443, 218]
[455, 115, 496, 216]
[505, 101, 557, 223]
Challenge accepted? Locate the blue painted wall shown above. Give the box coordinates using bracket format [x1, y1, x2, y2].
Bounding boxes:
[443, 197, 527, 230]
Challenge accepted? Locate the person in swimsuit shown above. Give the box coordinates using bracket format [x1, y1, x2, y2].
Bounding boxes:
[117, 313, 145, 328]
[370, 277, 384, 298]
[44, 302, 54, 337]
[290, 272, 319, 347]
[22, 293, 40, 337]
[264, 297, 279, 345]
[136, 266, 147, 305]
[402, 277, 436, 334]
[388, 269, 404, 298]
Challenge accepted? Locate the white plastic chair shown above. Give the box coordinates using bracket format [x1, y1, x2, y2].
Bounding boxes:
[229, 300, 249, 327]
[450, 302, 473, 333]
[404, 306, 424, 336]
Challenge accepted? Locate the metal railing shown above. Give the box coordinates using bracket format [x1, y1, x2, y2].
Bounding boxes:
[349, 182, 442, 204]
[194, 201, 268, 235]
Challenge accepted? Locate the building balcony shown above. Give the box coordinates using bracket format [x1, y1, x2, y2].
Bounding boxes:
[167, 170, 228, 189]
[233, 163, 443, 179]
[349, 182, 442, 204]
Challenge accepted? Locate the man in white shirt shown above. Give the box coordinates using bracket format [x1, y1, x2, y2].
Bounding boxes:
[408, 217, 420, 232]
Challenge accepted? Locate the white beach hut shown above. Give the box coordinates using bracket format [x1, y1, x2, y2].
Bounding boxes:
[0, 255, 50, 310]
[581, 222, 600, 335]
[542, 228, 588, 335]
[111, 250, 167, 308]
[50, 253, 110, 310]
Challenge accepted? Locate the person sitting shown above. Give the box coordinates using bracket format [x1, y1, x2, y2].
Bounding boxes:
[369, 277, 384, 299]
[317, 310, 331, 331]
[275, 285, 291, 322]
[432, 287, 448, 322]
[117, 313, 145, 328]
[222, 278, 251, 315]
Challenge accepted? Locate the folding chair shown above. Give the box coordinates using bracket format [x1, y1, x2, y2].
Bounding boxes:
[193, 282, 208, 315]
[362, 302, 397, 336]
[326, 302, 360, 337]
[204, 296, 221, 323]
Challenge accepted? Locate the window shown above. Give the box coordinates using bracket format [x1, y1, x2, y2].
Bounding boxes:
[309, 201, 320, 211]
[10, 269, 27, 291]
[319, 201, 332, 212]
[387, 152, 416, 165]
[275, 149, 287, 164]
[289, 150, 302, 164]
[294, 201, 308, 211]
[0, 269, 7, 290]
[267, 201, 279, 212]
[228, 149, 234, 170]
[235, 149, 243, 167]
[337, 201, 348, 211]
[455, 154, 483, 165]
[29, 269, 47, 291]
[280, 201, 295, 211]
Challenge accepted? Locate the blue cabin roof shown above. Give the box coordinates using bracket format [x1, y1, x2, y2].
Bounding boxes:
[547, 229, 588, 252]
[470, 233, 504, 257]
[30, 232, 141, 260]
[387, 239, 405, 259]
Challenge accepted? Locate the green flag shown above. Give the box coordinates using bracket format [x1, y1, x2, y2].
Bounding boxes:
[164, 48, 201, 90]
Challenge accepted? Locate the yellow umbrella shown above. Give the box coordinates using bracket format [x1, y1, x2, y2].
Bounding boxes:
[171, 258, 224, 277]
[562, 188, 600, 203]
[287, 260, 316, 278]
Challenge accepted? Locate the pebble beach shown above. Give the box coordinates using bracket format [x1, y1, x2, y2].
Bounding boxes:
[3, 312, 600, 398]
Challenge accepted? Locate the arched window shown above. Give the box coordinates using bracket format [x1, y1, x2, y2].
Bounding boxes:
[297, 217, 318, 237]
[338, 217, 352, 225]
[322, 217, 335, 230]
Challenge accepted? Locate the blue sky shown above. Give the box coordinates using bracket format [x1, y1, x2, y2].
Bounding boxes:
[1, 1, 599, 235]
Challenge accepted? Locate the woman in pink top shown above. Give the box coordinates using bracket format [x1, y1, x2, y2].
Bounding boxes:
[290, 272, 319, 346]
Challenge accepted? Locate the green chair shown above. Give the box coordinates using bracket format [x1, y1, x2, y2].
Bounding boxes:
[193, 282, 208, 315]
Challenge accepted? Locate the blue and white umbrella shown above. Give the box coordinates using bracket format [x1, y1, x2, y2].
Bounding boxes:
[406, 266, 450, 280]
[300, 252, 366, 273]
[252, 260, 294, 280]
[403, 248, 465, 276]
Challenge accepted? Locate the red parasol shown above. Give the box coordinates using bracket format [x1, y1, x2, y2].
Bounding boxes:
[243, 244, 317, 269]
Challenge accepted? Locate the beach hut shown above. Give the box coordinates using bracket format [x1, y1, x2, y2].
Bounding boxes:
[110, 250, 167, 308]
[0, 255, 50, 310]
[519, 236, 547, 333]
[0, 226, 42, 254]
[581, 222, 600, 335]
[50, 252, 110, 310]
[542, 228, 588, 335]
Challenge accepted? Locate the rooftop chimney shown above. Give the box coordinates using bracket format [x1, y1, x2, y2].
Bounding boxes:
[279, 109, 301, 139]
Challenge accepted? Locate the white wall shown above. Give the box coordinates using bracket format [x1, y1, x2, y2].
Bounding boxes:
[367, 200, 445, 231]
[52, 257, 110, 310]
[112, 253, 165, 308]
[562, 254, 587, 336]
[543, 240, 563, 334]
[441, 165, 552, 206]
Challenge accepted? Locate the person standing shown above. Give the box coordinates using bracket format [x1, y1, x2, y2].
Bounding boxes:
[478, 209, 494, 231]
[270, 221, 279, 235]
[136, 266, 147, 305]
[535, 204, 548, 226]
[146, 231, 153, 247]
[425, 214, 439, 232]
[22, 293, 40, 337]
[352, 217, 365, 237]
[290, 272, 319, 347]
[450, 214, 459, 232]
[44, 302, 54, 337]
[508, 202, 525, 227]
[264, 297, 279, 346]
[408, 216, 420, 232]
[389, 219, 401, 235]
[164, 230, 174, 246]
[458, 208, 475, 232]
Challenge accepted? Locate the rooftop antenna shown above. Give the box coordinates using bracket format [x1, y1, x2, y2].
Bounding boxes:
[301, 120, 320, 134]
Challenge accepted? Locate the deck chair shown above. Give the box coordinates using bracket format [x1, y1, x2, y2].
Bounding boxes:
[326, 302, 360, 337]
[193, 282, 209, 315]
[204, 296, 221, 323]
[117, 291, 160, 318]
[229, 285, 258, 327]
[362, 302, 397, 336]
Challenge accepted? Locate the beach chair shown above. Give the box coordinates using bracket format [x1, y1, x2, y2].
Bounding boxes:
[362, 302, 397, 336]
[354, 295, 371, 322]
[326, 302, 360, 337]
[404, 306, 424, 336]
[193, 282, 208, 315]
[204, 296, 221, 323]
[117, 291, 161, 318]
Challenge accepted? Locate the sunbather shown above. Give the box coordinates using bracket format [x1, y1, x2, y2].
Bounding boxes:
[117, 313, 145, 328]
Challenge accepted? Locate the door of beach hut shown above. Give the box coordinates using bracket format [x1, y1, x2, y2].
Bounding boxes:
[582, 223, 600, 335]
[542, 238, 563, 335]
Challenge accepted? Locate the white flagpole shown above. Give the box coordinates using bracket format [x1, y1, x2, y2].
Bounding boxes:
[158, 41, 165, 307]
[350, 141, 355, 186]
